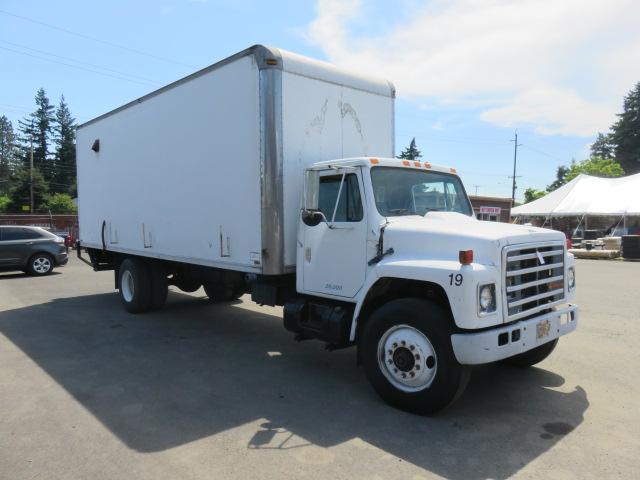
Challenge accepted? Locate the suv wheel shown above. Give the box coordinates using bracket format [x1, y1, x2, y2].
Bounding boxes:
[28, 254, 54, 276]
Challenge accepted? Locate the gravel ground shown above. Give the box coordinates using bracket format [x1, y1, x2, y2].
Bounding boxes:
[0, 257, 638, 480]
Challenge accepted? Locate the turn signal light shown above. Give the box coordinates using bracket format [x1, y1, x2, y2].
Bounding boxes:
[459, 250, 474, 265]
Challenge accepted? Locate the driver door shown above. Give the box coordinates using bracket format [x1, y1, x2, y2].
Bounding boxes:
[301, 170, 368, 298]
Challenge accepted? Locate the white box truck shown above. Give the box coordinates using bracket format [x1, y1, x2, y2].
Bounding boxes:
[77, 45, 578, 413]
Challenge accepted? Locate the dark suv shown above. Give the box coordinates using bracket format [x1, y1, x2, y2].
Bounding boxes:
[0, 226, 69, 275]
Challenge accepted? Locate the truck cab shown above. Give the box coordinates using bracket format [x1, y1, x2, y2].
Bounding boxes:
[291, 156, 578, 412]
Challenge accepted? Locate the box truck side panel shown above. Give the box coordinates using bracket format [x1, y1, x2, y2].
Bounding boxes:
[280, 71, 394, 267]
[77, 55, 263, 271]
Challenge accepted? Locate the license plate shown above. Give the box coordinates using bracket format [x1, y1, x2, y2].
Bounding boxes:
[536, 319, 551, 339]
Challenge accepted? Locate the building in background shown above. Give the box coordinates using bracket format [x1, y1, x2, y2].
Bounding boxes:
[469, 195, 512, 222]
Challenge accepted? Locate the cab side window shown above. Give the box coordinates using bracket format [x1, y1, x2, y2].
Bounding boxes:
[318, 174, 363, 222]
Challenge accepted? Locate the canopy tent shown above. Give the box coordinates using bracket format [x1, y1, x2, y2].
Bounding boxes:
[511, 173, 640, 217]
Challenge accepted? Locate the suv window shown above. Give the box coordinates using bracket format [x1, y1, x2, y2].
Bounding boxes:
[318, 174, 363, 222]
[0, 227, 43, 241]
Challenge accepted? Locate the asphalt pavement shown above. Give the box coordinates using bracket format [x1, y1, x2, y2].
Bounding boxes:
[0, 257, 638, 479]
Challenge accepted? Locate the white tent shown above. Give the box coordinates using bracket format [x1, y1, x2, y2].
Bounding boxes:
[511, 173, 640, 217]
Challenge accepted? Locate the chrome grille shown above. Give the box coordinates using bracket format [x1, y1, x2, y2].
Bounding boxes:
[504, 242, 565, 320]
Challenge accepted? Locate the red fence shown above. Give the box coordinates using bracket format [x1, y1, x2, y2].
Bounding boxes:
[0, 214, 79, 241]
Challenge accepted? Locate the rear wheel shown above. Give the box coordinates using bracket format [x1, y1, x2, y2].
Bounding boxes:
[502, 339, 558, 367]
[148, 262, 168, 310]
[173, 276, 201, 293]
[203, 283, 243, 302]
[28, 253, 54, 276]
[119, 258, 152, 313]
[360, 298, 470, 414]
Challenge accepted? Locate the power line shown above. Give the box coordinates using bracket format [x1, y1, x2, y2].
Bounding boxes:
[0, 45, 158, 87]
[0, 40, 161, 84]
[0, 9, 196, 69]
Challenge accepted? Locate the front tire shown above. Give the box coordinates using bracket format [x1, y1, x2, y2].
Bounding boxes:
[360, 298, 470, 414]
[119, 258, 152, 313]
[28, 253, 54, 276]
[502, 339, 558, 367]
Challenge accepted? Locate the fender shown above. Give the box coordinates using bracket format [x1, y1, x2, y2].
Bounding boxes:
[349, 255, 502, 341]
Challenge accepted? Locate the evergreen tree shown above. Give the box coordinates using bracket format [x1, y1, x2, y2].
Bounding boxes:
[8, 167, 49, 212]
[52, 95, 77, 194]
[18, 88, 55, 181]
[590, 132, 614, 159]
[610, 81, 640, 174]
[0, 115, 18, 194]
[397, 137, 422, 160]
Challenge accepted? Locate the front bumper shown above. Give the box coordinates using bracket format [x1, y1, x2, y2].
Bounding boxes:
[55, 253, 69, 266]
[450, 304, 578, 365]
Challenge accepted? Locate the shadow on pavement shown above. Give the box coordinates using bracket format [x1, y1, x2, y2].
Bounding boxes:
[0, 291, 589, 479]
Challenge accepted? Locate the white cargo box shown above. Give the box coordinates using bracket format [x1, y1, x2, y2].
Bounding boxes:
[77, 45, 394, 275]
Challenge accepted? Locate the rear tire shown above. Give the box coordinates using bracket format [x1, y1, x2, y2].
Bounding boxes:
[27, 253, 54, 276]
[173, 276, 201, 293]
[203, 283, 243, 302]
[148, 262, 168, 310]
[502, 339, 558, 367]
[360, 298, 470, 414]
[119, 258, 152, 313]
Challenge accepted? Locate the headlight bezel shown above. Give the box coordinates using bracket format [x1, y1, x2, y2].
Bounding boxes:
[478, 283, 497, 316]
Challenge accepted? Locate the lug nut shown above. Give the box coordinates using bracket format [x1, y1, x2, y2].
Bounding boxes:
[388, 350, 393, 355]
[410, 372, 415, 377]
[415, 365, 420, 370]
[392, 342, 398, 348]
[388, 359, 393, 364]
[415, 354, 420, 360]
[409, 345, 415, 351]
[393, 368, 398, 373]
[401, 340, 406, 346]
[401, 373, 406, 378]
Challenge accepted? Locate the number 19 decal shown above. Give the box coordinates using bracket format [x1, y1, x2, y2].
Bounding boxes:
[448, 273, 463, 286]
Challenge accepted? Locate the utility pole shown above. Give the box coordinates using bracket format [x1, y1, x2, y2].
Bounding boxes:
[29, 119, 34, 213]
[472, 184, 482, 196]
[510, 131, 522, 205]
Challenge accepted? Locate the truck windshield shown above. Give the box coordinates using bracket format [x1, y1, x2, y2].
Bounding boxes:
[370, 167, 472, 217]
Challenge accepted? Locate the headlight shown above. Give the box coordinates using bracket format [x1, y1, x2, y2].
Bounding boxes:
[568, 267, 576, 290]
[478, 283, 496, 315]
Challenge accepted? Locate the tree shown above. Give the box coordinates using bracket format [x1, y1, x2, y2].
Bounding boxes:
[8, 167, 48, 212]
[397, 137, 422, 160]
[590, 132, 614, 159]
[42, 192, 77, 213]
[18, 88, 55, 181]
[52, 95, 77, 193]
[610, 81, 640, 174]
[546, 157, 625, 192]
[0, 116, 18, 194]
[546, 165, 570, 191]
[0, 195, 10, 212]
[524, 188, 546, 203]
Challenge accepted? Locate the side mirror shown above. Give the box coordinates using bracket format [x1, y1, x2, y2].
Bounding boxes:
[303, 170, 319, 211]
[301, 210, 326, 227]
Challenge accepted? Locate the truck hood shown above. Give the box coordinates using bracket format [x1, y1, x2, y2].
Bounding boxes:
[382, 212, 565, 265]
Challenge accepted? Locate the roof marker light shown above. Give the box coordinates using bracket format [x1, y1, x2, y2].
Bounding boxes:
[402, 160, 410, 166]
[450, 167, 457, 174]
[424, 163, 431, 168]
[413, 161, 421, 167]
[459, 250, 474, 265]
[370, 158, 380, 165]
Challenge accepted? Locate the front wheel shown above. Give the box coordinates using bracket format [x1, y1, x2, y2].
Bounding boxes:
[28, 253, 54, 276]
[360, 298, 470, 414]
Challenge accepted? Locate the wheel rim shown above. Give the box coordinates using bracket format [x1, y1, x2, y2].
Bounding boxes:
[32, 256, 51, 274]
[377, 324, 438, 392]
[121, 270, 135, 302]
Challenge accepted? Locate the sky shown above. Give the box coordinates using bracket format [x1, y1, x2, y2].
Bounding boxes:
[1, 0, 639, 200]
